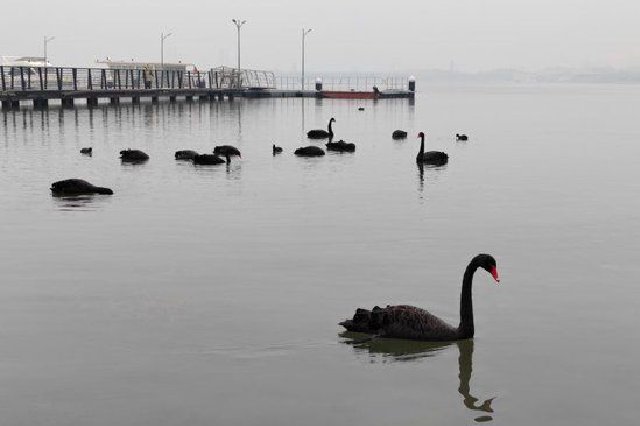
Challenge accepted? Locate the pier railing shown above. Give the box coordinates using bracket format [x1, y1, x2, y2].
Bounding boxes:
[276, 76, 408, 91]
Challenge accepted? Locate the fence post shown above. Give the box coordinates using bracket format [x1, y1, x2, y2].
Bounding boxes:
[188, 71, 192, 89]
[0, 66, 5, 91]
[56, 68, 62, 90]
[20, 67, 25, 90]
[72, 68, 78, 90]
[38, 67, 44, 90]
[101, 69, 106, 89]
[87, 69, 92, 90]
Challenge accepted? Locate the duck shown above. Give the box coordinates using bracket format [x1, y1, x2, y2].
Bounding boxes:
[273, 144, 283, 155]
[456, 133, 469, 141]
[307, 118, 335, 139]
[294, 146, 325, 157]
[416, 132, 448, 166]
[80, 147, 92, 155]
[50, 179, 113, 196]
[340, 254, 500, 341]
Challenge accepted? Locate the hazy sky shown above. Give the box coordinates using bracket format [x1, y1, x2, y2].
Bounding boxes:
[2, 0, 639, 72]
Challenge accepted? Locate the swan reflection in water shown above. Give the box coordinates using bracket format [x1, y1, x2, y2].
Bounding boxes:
[51, 194, 110, 211]
[340, 332, 495, 423]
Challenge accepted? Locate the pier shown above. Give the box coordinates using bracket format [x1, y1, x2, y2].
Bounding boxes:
[0, 66, 414, 110]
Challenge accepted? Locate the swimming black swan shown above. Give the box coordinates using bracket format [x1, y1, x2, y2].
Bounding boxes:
[325, 139, 356, 152]
[273, 144, 283, 155]
[80, 147, 92, 155]
[193, 153, 225, 165]
[456, 133, 469, 141]
[307, 118, 335, 139]
[51, 179, 113, 196]
[340, 254, 500, 341]
[392, 130, 408, 139]
[213, 145, 241, 157]
[175, 150, 199, 160]
[358, 107, 365, 111]
[120, 149, 149, 162]
[295, 146, 325, 157]
[416, 132, 448, 166]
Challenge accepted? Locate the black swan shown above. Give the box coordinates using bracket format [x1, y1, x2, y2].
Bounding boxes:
[295, 146, 325, 157]
[120, 149, 149, 162]
[392, 130, 408, 139]
[358, 107, 365, 111]
[193, 153, 225, 165]
[213, 145, 241, 157]
[175, 150, 199, 160]
[273, 144, 283, 155]
[325, 139, 355, 152]
[340, 254, 500, 341]
[456, 133, 469, 141]
[80, 147, 92, 155]
[51, 179, 113, 196]
[307, 117, 335, 139]
[416, 132, 448, 166]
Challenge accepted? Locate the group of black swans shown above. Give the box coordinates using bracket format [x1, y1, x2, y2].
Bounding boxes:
[52, 117, 492, 345]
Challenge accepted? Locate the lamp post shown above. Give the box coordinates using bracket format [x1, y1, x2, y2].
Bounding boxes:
[301, 28, 312, 91]
[231, 19, 246, 88]
[160, 31, 173, 70]
[43, 35, 55, 67]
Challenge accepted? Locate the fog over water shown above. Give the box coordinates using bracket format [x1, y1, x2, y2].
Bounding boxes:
[2, 0, 640, 71]
[1, 85, 639, 425]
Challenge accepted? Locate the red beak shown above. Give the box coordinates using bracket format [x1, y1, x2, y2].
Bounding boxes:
[490, 266, 500, 283]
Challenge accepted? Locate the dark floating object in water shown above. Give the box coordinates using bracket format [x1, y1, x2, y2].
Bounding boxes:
[340, 254, 500, 341]
[325, 139, 355, 152]
[273, 144, 283, 155]
[416, 132, 448, 166]
[193, 153, 225, 165]
[213, 145, 241, 157]
[120, 149, 149, 163]
[307, 117, 335, 139]
[392, 130, 408, 139]
[51, 179, 113, 196]
[358, 107, 365, 111]
[80, 147, 92, 155]
[175, 150, 199, 160]
[456, 133, 469, 141]
[294, 146, 325, 157]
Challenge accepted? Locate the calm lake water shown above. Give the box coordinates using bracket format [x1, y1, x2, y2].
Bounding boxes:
[1, 85, 639, 425]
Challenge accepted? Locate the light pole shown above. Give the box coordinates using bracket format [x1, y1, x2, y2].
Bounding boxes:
[231, 19, 246, 88]
[301, 28, 312, 90]
[160, 31, 173, 70]
[43, 35, 55, 67]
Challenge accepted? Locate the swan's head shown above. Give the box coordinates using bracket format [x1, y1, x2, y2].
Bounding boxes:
[417, 132, 425, 138]
[474, 253, 500, 283]
[329, 117, 336, 123]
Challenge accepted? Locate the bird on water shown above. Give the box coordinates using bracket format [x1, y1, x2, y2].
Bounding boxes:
[416, 132, 448, 166]
[295, 146, 325, 157]
[175, 150, 199, 160]
[273, 144, 283, 155]
[325, 139, 355, 152]
[392, 130, 408, 139]
[120, 149, 149, 163]
[193, 153, 225, 165]
[50, 179, 113, 196]
[80, 147, 92, 155]
[307, 117, 335, 139]
[456, 133, 469, 141]
[340, 254, 500, 341]
[213, 145, 241, 157]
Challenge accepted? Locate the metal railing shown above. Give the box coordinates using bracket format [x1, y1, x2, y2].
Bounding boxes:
[276, 76, 408, 91]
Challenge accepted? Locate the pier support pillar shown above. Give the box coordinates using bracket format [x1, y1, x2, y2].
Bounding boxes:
[227, 93, 234, 102]
[1, 100, 10, 110]
[185, 95, 193, 103]
[169, 96, 177, 103]
[86, 97, 98, 107]
[198, 95, 210, 102]
[132, 96, 140, 105]
[110, 97, 120, 105]
[62, 97, 74, 108]
[151, 96, 159, 104]
[33, 98, 48, 109]
[11, 100, 20, 110]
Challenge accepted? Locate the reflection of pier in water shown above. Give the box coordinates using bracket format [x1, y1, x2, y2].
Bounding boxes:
[340, 333, 495, 422]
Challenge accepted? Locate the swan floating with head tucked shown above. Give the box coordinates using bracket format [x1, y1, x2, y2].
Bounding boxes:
[340, 254, 500, 341]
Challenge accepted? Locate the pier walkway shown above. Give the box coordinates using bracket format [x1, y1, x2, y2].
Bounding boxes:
[0, 66, 414, 110]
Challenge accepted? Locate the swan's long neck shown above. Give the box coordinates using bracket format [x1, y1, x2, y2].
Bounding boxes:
[328, 120, 334, 136]
[458, 262, 477, 339]
[420, 135, 425, 156]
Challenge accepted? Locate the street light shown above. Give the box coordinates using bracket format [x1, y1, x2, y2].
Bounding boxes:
[231, 19, 246, 88]
[43, 35, 55, 67]
[160, 31, 173, 69]
[301, 28, 312, 90]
